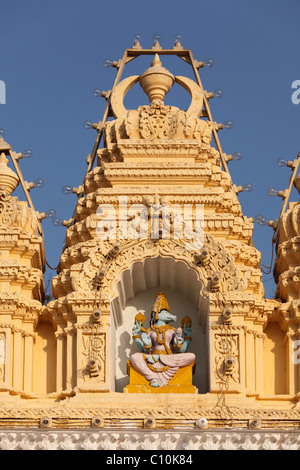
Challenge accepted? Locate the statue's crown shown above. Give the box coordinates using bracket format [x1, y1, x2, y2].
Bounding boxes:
[152, 292, 169, 318]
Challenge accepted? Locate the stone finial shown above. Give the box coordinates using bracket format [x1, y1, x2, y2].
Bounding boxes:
[0, 152, 19, 195]
[139, 54, 175, 103]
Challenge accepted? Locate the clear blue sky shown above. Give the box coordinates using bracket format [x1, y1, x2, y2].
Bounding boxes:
[1, 0, 300, 298]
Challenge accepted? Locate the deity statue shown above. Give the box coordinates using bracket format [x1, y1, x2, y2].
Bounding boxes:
[130, 292, 195, 388]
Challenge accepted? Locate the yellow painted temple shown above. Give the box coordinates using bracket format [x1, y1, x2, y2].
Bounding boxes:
[1, 37, 300, 450]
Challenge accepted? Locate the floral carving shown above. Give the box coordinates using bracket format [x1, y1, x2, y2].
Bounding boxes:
[0, 429, 300, 450]
[214, 332, 239, 385]
[82, 331, 105, 382]
[54, 233, 246, 301]
[104, 102, 213, 146]
[0, 191, 39, 233]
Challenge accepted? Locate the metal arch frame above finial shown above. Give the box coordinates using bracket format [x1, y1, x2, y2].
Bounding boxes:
[271, 152, 300, 245]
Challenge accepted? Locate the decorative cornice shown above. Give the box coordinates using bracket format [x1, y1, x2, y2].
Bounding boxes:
[0, 292, 43, 316]
[0, 428, 300, 450]
[1, 404, 300, 421]
[0, 323, 35, 336]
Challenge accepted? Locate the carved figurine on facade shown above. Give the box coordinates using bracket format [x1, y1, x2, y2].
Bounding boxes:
[128, 292, 195, 390]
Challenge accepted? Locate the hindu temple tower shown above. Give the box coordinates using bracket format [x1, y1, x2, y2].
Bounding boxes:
[1, 37, 300, 450]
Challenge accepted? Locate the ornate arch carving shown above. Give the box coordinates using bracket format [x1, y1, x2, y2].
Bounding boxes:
[66, 234, 248, 309]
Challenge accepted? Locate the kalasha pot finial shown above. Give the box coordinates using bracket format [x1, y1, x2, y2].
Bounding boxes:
[139, 54, 175, 104]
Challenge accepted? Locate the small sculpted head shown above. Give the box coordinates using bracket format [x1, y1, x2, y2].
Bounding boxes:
[157, 308, 177, 324]
[150, 292, 176, 326]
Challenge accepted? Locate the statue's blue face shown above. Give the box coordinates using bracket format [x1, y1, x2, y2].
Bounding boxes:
[157, 309, 177, 324]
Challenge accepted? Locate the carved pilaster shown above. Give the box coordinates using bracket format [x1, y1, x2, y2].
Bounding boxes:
[254, 331, 265, 395]
[284, 330, 299, 395]
[0, 326, 10, 388]
[209, 324, 245, 394]
[23, 333, 34, 393]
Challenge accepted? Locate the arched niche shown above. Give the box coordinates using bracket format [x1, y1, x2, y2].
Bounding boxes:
[32, 318, 57, 394]
[263, 322, 286, 395]
[110, 256, 210, 393]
